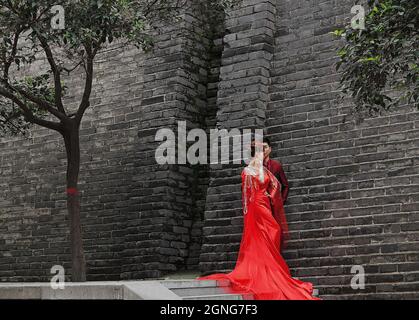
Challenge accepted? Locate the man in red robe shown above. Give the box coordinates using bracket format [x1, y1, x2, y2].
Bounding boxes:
[252, 137, 289, 204]
[251, 137, 290, 252]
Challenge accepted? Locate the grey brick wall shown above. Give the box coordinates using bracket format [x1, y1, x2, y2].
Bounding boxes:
[267, 0, 419, 299]
[121, 4, 219, 279]
[200, 0, 419, 299]
[0, 42, 146, 281]
[0, 0, 418, 299]
[0, 4, 219, 281]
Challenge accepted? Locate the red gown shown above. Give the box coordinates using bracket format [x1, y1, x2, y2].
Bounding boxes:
[197, 166, 320, 300]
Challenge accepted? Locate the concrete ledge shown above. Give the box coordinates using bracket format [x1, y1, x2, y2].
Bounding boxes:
[0, 281, 181, 300]
[123, 281, 181, 300]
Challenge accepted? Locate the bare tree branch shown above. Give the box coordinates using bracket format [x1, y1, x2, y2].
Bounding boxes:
[0, 112, 24, 134]
[32, 28, 67, 116]
[75, 41, 96, 124]
[1, 79, 68, 122]
[0, 86, 63, 132]
[75, 58, 93, 124]
[3, 29, 22, 80]
[61, 59, 85, 74]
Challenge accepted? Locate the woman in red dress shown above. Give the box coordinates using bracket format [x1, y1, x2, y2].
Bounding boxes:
[196, 143, 320, 300]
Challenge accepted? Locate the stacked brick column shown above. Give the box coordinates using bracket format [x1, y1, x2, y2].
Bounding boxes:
[121, 4, 217, 279]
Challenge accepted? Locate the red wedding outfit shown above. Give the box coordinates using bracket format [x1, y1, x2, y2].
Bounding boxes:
[197, 166, 319, 300]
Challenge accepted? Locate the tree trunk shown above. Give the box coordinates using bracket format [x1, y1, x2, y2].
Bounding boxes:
[63, 121, 86, 282]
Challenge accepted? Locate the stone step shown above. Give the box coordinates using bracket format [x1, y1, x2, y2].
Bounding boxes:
[161, 279, 254, 300]
[161, 279, 230, 289]
[171, 286, 235, 297]
[182, 293, 254, 300]
[161, 279, 320, 300]
[0, 280, 317, 300]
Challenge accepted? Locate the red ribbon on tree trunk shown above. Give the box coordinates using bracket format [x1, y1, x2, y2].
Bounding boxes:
[66, 188, 79, 195]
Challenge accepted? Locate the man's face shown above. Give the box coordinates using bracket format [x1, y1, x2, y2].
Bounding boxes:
[252, 141, 271, 160]
[263, 143, 271, 160]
